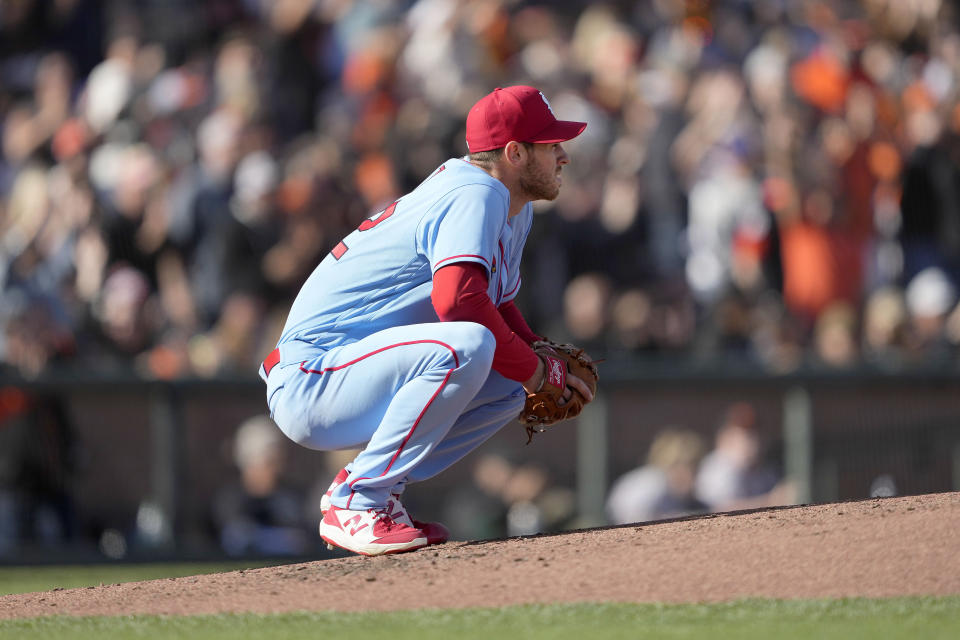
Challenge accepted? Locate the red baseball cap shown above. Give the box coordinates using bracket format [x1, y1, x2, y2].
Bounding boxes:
[465, 86, 587, 153]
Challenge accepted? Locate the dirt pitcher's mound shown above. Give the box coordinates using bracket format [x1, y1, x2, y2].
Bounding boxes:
[2, 492, 959, 618]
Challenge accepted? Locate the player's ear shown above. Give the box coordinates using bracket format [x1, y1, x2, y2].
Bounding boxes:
[503, 141, 527, 168]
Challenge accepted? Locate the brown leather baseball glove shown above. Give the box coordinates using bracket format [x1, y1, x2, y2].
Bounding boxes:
[519, 339, 599, 442]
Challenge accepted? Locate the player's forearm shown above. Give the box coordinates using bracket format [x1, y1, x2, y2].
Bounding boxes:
[431, 263, 539, 382]
[497, 299, 541, 345]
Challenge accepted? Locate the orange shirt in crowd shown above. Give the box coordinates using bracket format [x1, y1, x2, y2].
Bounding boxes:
[780, 221, 863, 320]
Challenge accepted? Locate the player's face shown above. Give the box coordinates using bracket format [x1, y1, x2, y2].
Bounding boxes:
[519, 143, 569, 201]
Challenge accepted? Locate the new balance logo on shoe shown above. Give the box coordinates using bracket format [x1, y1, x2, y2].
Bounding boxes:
[343, 514, 370, 536]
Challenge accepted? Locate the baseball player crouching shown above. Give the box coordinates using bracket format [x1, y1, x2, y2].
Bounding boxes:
[258, 86, 594, 556]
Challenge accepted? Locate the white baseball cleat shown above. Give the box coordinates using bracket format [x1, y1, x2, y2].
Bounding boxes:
[320, 468, 450, 545]
[319, 505, 428, 556]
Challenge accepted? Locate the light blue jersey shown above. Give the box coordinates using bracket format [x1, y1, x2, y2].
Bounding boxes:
[277, 158, 532, 353]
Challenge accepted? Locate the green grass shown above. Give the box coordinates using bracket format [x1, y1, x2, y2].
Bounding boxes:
[2, 598, 959, 639]
[0, 561, 281, 596]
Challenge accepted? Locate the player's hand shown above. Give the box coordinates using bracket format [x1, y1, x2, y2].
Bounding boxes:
[561, 372, 594, 405]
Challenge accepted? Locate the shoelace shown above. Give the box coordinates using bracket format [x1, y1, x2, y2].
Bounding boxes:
[371, 508, 406, 530]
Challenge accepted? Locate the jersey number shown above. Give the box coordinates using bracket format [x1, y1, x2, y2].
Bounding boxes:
[358, 200, 398, 231]
[330, 200, 399, 260]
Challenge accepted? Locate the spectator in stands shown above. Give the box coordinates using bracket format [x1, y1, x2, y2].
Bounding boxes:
[212, 414, 309, 557]
[0, 388, 77, 556]
[442, 452, 576, 540]
[903, 266, 957, 364]
[811, 301, 859, 369]
[606, 427, 708, 525]
[82, 264, 158, 370]
[441, 452, 514, 541]
[695, 402, 794, 512]
[1, 290, 75, 378]
[861, 286, 909, 368]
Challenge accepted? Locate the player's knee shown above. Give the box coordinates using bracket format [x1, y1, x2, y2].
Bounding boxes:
[456, 322, 495, 369]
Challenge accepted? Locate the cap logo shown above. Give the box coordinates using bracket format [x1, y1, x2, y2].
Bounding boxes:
[539, 91, 556, 118]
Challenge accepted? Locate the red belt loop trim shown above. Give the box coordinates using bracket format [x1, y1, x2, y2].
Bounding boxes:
[262, 347, 281, 377]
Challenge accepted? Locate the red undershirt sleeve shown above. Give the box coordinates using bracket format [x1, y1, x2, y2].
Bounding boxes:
[497, 299, 541, 345]
[431, 262, 538, 383]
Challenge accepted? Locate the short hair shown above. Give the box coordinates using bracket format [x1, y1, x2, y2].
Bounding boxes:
[468, 142, 535, 167]
[647, 428, 705, 469]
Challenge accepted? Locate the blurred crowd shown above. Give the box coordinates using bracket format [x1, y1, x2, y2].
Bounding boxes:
[606, 402, 795, 525]
[3, 0, 960, 381]
[212, 401, 794, 554]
